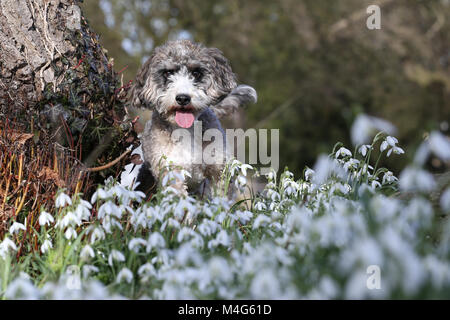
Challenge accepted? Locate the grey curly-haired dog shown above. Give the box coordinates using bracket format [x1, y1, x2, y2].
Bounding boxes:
[129, 40, 257, 196]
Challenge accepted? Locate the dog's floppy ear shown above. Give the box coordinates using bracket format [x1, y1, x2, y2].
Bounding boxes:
[212, 84, 258, 119]
[205, 47, 257, 118]
[128, 55, 154, 109]
[205, 47, 237, 94]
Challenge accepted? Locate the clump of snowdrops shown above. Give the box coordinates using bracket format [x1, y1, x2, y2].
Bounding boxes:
[1, 115, 450, 299]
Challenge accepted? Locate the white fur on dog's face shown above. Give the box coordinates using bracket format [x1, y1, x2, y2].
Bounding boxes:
[157, 66, 210, 125]
[130, 40, 237, 127]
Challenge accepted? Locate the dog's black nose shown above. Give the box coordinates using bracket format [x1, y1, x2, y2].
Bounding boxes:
[176, 94, 191, 106]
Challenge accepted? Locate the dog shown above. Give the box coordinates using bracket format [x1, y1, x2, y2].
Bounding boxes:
[128, 40, 257, 197]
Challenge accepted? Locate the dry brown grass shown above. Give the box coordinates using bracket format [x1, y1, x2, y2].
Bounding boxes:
[0, 119, 91, 253]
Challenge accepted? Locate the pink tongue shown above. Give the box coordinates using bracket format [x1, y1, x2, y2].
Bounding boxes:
[175, 111, 195, 128]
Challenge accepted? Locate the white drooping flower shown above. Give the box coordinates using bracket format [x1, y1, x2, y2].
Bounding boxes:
[382, 171, 398, 184]
[55, 192, 72, 208]
[428, 131, 450, 161]
[254, 201, 267, 211]
[335, 147, 352, 159]
[64, 227, 77, 240]
[9, 222, 26, 235]
[313, 154, 347, 185]
[253, 215, 271, 229]
[351, 114, 396, 145]
[128, 238, 147, 253]
[39, 211, 54, 226]
[108, 249, 125, 266]
[80, 244, 95, 260]
[358, 145, 372, 157]
[0, 237, 18, 259]
[380, 136, 405, 157]
[116, 267, 134, 284]
[304, 168, 315, 181]
[399, 166, 436, 192]
[90, 227, 106, 244]
[41, 238, 53, 254]
[240, 164, 253, 176]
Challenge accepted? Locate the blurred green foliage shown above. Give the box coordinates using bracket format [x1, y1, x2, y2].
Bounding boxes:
[80, 0, 449, 175]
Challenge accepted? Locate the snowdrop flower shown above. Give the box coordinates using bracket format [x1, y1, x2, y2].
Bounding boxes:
[128, 238, 147, 253]
[83, 265, 99, 279]
[208, 230, 230, 248]
[80, 244, 95, 260]
[236, 210, 253, 224]
[55, 192, 72, 208]
[313, 154, 347, 184]
[9, 222, 26, 235]
[413, 141, 431, 166]
[336, 147, 352, 158]
[235, 175, 247, 189]
[240, 164, 253, 176]
[381, 136, 404, 157]
[177, 227, 196, 243]
[343, 158, 360, 171]
[59, 211, 81, 229]
[254, 201, 267, 211]
[41, 238, 53, 254]
[337, 183, 351, 194]
[39, 211, 54, 226]
[304, 168, 315, 181]
[138, 263, 156, 282]
[90, 226, 106, 244]
[1, 237, 18, 251]
[387, 146, 404, 157]
[266, 189, 281, 201]
[98, 201, 120, 220]
[4, 277, 40, 300]
[116, 268, 134, 284]
[161, 169, 188, 187]
[253, 215, 271, 229]
[108, 250, 125, 266]
[440, 188, 450, 213]
[76, 203, 92, 222]
[91, 187, 110, 203]
[0, 237, 17, 258]
[428, 131, 450, 161]
[229, 159, 243, 176]
[382, 171, 398, 184]
[147, 232, 166, 251]
[351, 114, 396, 145]
[209, 257, 232, 282]
[198, 220, 219, 237]
[282, 180, 300, 196]
[399, 166, 436, 192]
[265, 170, 276, 181]
[64, 227, 77, 240]
[358, 144, 372, 157]
[250, 269, 281, 299]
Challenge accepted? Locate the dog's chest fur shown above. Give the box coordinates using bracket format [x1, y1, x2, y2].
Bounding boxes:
[141, 108, 227, 191]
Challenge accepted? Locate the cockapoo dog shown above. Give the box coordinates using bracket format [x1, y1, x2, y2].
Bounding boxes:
[128, 40, 257, 196]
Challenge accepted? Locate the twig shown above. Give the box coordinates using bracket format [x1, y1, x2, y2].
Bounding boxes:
[86, 149, 131, 172]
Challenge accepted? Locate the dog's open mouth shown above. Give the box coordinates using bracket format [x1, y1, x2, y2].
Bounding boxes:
[173, 106, 195, 128]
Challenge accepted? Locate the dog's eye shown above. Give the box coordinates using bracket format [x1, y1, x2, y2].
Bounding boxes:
[191, 69, 203, 81]
[162, 70, 174, 79]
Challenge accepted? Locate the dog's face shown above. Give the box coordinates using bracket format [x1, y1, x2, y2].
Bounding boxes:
[131, 40, 237, 128]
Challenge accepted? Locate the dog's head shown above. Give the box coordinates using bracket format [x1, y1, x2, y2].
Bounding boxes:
[130, 40, 237, 128]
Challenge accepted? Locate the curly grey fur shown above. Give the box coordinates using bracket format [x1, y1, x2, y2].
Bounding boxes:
[129, 40, 257, 196]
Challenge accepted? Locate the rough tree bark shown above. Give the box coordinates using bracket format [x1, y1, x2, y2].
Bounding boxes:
[0, 0, 135, 172]
[0, 0, 136, 235]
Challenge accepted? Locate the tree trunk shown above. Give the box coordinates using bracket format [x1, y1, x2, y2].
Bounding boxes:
[0, 0, 136, 236]
[0, 0, 135, 168]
